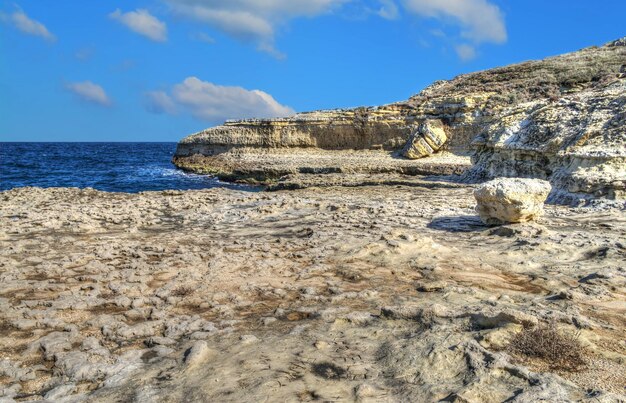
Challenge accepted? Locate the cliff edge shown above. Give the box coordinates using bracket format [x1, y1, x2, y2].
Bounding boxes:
[174, 38, 626, 201]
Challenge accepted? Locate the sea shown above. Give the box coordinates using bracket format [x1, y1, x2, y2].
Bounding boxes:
[0, 142, 255, 193]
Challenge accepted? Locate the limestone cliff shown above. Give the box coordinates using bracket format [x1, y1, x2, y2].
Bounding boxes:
[468, 79, 626, 201]
[174, 37, 626, 200]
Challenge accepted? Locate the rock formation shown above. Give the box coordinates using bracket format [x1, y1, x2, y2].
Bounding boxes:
[468, 79, 626, 202]
[174, 37, 626, 202]
[402, 119, 448, 159]
[474, 178, 552, 225]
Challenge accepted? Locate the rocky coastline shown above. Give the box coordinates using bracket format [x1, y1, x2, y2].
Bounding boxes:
[173, 37, 626, 203]
[1, 38, 625, 402]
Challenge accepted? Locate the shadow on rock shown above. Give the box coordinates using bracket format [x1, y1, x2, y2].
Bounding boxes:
[428, 215, 487, 232]
[311, 362, 346, 380]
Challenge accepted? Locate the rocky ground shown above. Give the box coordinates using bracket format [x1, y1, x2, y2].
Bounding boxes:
[174, 149, 471, 183]
[0, 183, 625, 402]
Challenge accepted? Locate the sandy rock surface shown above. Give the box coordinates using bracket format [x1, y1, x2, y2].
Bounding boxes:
[474, 178, 552, 225]
[0, 185, 625, 402]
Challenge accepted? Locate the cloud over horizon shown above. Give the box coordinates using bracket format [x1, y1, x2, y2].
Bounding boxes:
[145, 91, 178, 115]
[402, 0, 506, 44]
[160, 0, 506, 60]
[164, 0, 346, 57]
[455, 43, 477, 61]
[0, 8, 55, 42]
[65, 81, 112, 107]
[109, 8, 167, 42]
[146, 77, 295, 122]
[401, 0, 506, 60]
[377, 0, 400, 20]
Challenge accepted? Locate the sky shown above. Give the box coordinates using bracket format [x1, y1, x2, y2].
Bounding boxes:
[0, 0, 625, 142]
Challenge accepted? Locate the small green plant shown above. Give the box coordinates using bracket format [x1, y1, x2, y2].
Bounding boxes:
[508, 321, 587, 371]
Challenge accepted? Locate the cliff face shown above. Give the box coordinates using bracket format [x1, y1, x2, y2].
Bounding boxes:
[469, 79, 626, 200]
[175, 107, 414, 152]
[174, 38, 626, 200]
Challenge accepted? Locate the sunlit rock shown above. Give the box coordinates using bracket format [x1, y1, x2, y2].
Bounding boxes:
[474, 178, 552, 225]
[402, 119, 448, 159]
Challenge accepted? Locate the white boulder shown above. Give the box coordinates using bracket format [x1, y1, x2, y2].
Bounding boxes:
[474, 178, 552, 225]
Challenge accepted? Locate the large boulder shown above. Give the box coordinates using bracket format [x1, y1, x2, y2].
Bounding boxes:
[474, 178, 552, 225]
[402, 119, 448, 159]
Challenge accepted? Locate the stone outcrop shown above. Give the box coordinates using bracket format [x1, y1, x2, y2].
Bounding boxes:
[467, 79, 626, 201]
[174, 37, 626, 201]
[172, 107, 469, 181]
[402, 119, 448, 159]
[474, 178, 552, 225]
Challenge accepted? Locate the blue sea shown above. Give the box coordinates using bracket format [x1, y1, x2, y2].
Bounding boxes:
[0, 142, 253, 193]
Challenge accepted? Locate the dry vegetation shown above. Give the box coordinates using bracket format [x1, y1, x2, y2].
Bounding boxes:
[508, 322, 588, 372]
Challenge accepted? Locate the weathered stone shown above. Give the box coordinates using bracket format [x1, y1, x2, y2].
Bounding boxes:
[44, 383, 76, 400]
[354, 383, 380, 399]
[28, 331, 78, 360]
[183, 341, 214, 367]
[402, 120, 448, 159]
[415, 280, 449, 292]
[0, 383, 21, 399]
[239, 334, 259, 344]
[54, 351, 105, 382]
[474, 178, 552, 225]
[471, 309, 539, 329]
[145, 336, 176, 347]
[479, 324, 523, 350]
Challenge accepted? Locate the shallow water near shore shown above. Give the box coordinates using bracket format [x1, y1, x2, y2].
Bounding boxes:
[0, 142, 256, 193]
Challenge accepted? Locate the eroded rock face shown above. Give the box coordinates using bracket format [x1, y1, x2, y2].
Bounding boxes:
[402, 119, 448, 159]
[474, 178, 552, 225]
[467, 79, 626, 202]
[173, 37, 626, 201]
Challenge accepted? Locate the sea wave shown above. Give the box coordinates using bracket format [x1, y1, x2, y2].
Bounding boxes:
[0, 142, 258, 193]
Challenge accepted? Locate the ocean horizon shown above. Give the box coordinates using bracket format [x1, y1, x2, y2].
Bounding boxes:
[0, 142, 254, 193]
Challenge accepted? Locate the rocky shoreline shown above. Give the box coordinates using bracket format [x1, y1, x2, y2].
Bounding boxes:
[1, 37, 625, 402]
[1, 185, 625, 401]
[174, 38, 626, 203]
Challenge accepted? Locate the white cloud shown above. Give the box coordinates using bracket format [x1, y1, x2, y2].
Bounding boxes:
[114, 60, 136, 72]
[377, 0, 399, 20]
[165, 0, 346, 57]
[146, 77, 295, 122]
[145, 91, 178, 115]
[256, 42, 286, 60]
[0, 9, 55, 41]
[402, 0, 506, 44]
[175, 6, 273, 41]
[455, 44, 476, 61]
[191, 32, 216, 44]
[109, 9, 167, 42]
[65, 81, 112, 107]
[75, 47, 95, 61]
[162, 0, 505, 59]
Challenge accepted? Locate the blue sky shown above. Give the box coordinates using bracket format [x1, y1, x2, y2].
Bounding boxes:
[1, 0, 624, 142]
